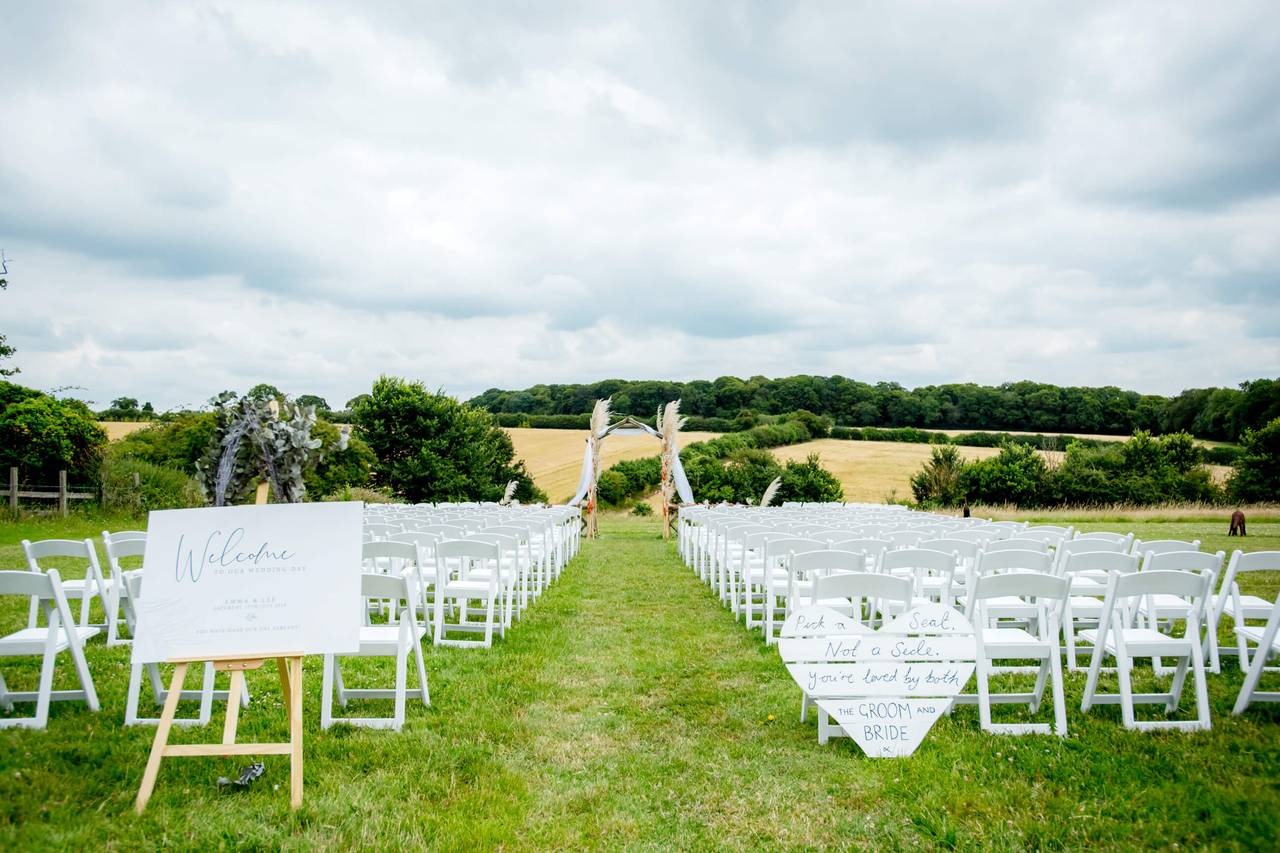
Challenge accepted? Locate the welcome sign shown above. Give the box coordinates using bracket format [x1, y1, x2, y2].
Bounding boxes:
[780, 604, 977, 757]
[131, 502, 364, 664]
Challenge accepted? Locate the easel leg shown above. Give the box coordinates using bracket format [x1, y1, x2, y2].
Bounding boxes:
[222, 670, 245, 744]
[135, 662, 189, 814]
[288, 656, 303, 808]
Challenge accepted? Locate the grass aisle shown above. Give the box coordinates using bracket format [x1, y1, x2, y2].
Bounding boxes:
[2, 514, 1279, 850]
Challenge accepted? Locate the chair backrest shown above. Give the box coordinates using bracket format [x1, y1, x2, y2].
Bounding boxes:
[0, 568, 59, 599]
[826, 538, 891, 558]
[1142, 550, 1224, 578]
[104, 529, 147, 543]
[359, 571, 412, 602]
[1058, 550, 1140, 578]
[946, 529, 996, 545]
[420, 524, 468, 539]
[1058, 537, 1127, 558]
[435, 539, 501, 560]
[762, 537, 826, 561]
[789, 549, 867, 576]
[918, 538, 982, 562]
[983, 538, 1049, 554]
[810, 571, 913, 614]
[1114, 568, 1210, 601]
[362, 540, 420, 562]
[886, 531, 925, 548]
[975, 549, 1054, 576]
[1224, 550, 1280, 577]
[23, 538, 98, 564]
[102, 532, 147, 563]
[973, 571, 1069, 602]
[389, 531, 441, 551]
[1132, 539, 1200, 558]
[881, 548, 956, 577]
[1075, 531, 1134, 547]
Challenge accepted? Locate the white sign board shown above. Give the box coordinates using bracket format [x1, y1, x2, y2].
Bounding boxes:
[780, 604, 976, 757]
[131, 502, 364, 664]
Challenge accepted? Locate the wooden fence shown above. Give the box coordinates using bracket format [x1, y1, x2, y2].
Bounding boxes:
[4, 467, 98, 516]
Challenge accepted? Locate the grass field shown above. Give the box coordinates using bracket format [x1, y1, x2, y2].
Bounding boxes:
[2, 511, 1280, 850]
[505, 428, 722, 503]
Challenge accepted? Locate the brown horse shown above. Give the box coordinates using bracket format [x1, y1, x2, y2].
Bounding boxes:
[1229, 510, 1247, 537]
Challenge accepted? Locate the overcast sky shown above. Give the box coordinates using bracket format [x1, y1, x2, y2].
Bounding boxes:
[2, 1, 1278, 410]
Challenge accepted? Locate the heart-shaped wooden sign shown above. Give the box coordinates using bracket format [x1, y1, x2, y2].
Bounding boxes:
[779, 603, 976, 757]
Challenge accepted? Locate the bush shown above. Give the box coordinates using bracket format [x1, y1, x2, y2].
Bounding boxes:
[959, 443, 1047, 507]
[321, 485, 401, 504]
[110, 413, 218, 474]
[595, 469, 631, 506]
[1229, 418, 1280, 502]
[684, 416, 733, 432]
[0, 386, 106, 486]
[910, 445, 966, 506]
[1205, 445, 1243, 466]
[100, 450, 204, 514]
[631, 501, 653, 516]
[785, 409, 832, 439]
[354, 376, 541, 503]
[779, 453, 844, 503]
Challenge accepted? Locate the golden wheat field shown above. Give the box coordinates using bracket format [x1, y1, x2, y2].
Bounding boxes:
[505, 428, 723, 503]
[771, 439, 1004, 502]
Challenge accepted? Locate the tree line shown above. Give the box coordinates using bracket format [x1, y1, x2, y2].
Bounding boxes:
[469, 375, 1280, 442]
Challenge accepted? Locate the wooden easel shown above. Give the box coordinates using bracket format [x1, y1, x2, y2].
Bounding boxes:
[135, 481, 305, 813]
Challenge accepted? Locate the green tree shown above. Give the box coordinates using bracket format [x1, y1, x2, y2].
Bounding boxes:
[1229, 417, 1280, 502]
[297, 394, 331, 412]
[0, 387, 107, 484]
[354, 376, 542, 503]
[246, 383, 284, 403]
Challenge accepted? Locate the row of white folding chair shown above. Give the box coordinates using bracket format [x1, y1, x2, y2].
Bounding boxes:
[798, 565, 1217, 739]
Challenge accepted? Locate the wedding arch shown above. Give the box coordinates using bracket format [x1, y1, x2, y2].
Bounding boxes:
[568, 399, 695, 538]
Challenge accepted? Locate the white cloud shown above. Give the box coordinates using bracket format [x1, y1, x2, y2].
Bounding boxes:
[1, 1, 1277, 409]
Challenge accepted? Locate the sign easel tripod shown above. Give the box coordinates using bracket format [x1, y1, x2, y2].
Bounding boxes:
[135, 482, 304, 813]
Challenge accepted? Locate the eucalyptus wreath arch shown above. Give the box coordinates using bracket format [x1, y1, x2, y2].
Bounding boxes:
[195, 392, 331, 506]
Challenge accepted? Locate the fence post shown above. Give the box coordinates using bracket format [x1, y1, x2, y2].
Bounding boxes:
[59, 470, 69, 517]
[8, 467, 16, 513]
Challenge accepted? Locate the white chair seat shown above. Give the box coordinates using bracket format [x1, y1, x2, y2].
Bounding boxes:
[1238, 625, 1280, 651]
[1079, 627, 1192, 656]
[0, 625, 99, 656]
[358, 624, 427, 653]
[981, 627, 1039, 646]
[1224, 596, 1274, 621]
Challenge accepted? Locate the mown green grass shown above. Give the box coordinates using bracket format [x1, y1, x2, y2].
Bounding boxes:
[1, 512, 1279, 850]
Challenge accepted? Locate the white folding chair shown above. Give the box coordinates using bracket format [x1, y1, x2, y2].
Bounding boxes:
[1215, 551, 1280, 673]
[101, 531, 147, 646]
[322, 573, 429, 730]
[881, 548, 957, 606]
[123, 572, 248, 727]
[22, 538, 112, 632]
[433, 540, 504, 648]
[958, 572, 1069, 736]
[1057, 551, 1141, 671]
[1233, 591, 1280, 715]
[0, 569, 100, 729]
[1137, 550, 1225, 674]
[798, 572, 914, 732]
[1080, 570, 1212, 732]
